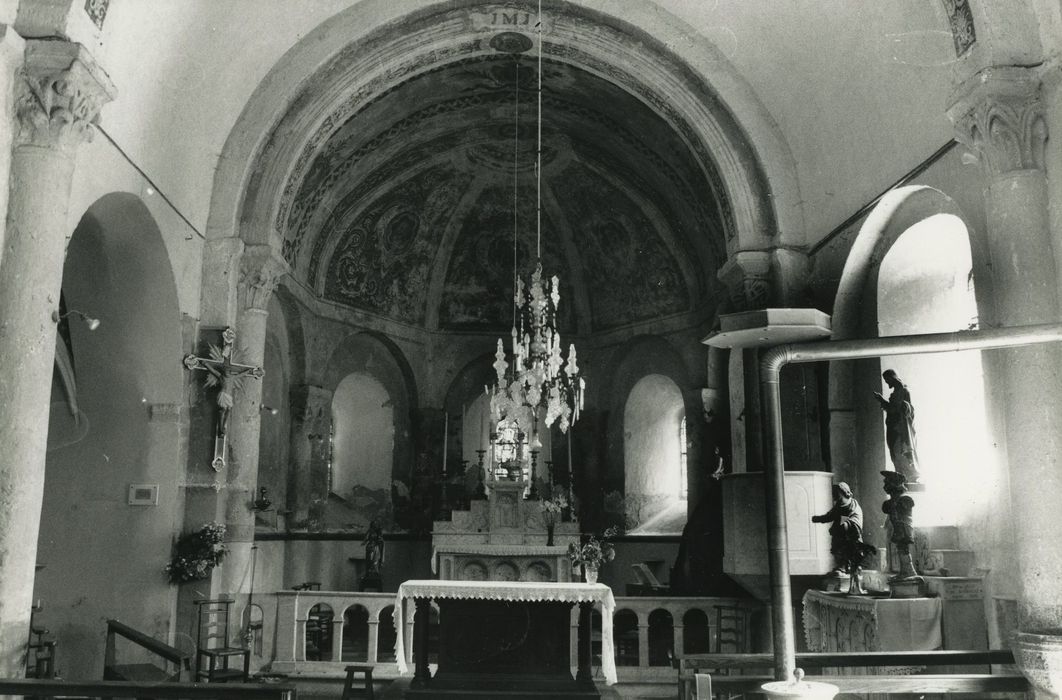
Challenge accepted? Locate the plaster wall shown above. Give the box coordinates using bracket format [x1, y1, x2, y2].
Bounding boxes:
[66, 131, 204, 318]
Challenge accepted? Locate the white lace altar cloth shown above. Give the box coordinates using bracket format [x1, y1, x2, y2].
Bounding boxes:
[394, 579, 617, 685]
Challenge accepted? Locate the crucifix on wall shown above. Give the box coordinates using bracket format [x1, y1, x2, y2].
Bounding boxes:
[183, 327, 264, 471]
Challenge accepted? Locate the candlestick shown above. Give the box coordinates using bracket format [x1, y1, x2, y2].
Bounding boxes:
[442, 411, 449, 477]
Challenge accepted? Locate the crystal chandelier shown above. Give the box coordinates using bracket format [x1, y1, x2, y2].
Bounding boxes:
[488, 3, 585, 444]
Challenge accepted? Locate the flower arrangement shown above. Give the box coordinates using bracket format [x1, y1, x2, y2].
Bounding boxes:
[164, 522, 227, 584]
[540, 486, 570, 524]
[568, 526, 618, 574]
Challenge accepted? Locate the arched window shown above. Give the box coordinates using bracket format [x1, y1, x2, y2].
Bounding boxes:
[624, 374, 686, 533]
[877, 213, 990, 525]
[331, 373, 394, 498]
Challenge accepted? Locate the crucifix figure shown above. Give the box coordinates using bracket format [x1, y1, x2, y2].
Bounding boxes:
[183, 327, 264, 471]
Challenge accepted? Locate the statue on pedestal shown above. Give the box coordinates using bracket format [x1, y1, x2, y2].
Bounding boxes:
[812, 482, 876, 594]
[881, 471, 920, 582]
[874, 369, 921, 482]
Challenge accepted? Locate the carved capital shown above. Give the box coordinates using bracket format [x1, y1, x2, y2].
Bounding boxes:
[238, 245, 289, 312]
[718, 250, 771, 312]
[16, 40, 115, 150]
[948, 66, 1046, 176]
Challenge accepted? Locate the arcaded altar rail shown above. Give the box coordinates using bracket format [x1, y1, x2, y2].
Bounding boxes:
[271, 589, 760, 681]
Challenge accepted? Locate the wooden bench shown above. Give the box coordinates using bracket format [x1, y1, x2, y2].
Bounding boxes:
[678, 650, 1026, 699]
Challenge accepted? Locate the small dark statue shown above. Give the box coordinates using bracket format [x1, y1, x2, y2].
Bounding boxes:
[812, 482, 876, 594]
[360, 519, 385, 592]
[881, 470, 919, 581]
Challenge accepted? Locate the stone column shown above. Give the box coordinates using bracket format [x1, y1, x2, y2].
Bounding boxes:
[0, 40, 113, 676]
[219, 244, 289, 596]
[950, 68, 1062, 633]
[288, 384, 334, 523]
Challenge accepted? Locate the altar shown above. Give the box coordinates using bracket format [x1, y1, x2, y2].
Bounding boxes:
[395, 580, 616, 699]
[432, 479, 580, 582]
[803, 589, 943, 655]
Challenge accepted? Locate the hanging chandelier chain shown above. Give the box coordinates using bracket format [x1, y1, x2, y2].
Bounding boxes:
[487, 0, 585, 453]
[513, 58, 520, 332]
[536, 0, 543, 261]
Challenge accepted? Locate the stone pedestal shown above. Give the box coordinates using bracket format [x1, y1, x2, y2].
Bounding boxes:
[1012, 630, 1062, 700]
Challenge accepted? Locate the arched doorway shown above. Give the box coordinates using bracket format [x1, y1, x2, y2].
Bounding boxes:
[38, 193, 183, 679]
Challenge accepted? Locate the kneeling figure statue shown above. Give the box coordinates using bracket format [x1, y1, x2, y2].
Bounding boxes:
[812, 482, 877, 595]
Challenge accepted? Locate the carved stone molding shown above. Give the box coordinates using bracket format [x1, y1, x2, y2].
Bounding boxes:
[15, 40, 115, 150]
[238, 245, 290, 312]
[717, 250, 771, 312]
[948, 66, 1046, 176]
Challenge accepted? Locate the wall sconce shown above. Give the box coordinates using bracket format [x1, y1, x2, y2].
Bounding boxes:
[261, 405, 279, 415]
[52, 309, 100, 331]
[252, 487, 272, 512]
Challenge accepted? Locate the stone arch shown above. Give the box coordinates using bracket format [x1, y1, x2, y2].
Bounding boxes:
[205, 0, 803, 267]
[827, 185, 986, 529]
[39, 192, 183, 679]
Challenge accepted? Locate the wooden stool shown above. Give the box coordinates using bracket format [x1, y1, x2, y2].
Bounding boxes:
[341, 664, 375, 700]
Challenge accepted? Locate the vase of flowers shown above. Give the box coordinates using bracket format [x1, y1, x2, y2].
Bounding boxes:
[164, 522, 227, 584]
[568, 527, 617, 584]
[540, 486, 570, 546]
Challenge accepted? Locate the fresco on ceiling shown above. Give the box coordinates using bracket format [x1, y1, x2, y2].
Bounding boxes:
[439, 184, 574, 330]
[323, 163, 470, 323]
[554, 160, 689, 329]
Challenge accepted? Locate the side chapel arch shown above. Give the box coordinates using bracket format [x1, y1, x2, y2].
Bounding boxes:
[828, 185, 998, 533]
[40, 192, 183, 679]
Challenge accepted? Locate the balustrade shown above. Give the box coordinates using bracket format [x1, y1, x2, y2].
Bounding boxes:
[272, 590, 759, 682]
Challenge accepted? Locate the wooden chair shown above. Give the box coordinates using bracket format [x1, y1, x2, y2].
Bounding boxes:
[341, 664, 375, 700]
[714, 606, 750, 654]
[193, 599, 249, 682]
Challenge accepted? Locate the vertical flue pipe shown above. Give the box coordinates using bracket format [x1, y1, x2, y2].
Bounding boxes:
[759, 322, 1062, 681]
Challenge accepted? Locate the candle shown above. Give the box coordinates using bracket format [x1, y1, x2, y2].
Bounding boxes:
[567, 427, 573, 485]
[442, 411, 448, 476]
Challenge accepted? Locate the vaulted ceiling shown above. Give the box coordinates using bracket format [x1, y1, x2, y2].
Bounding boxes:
[279, 48, 728, 335]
